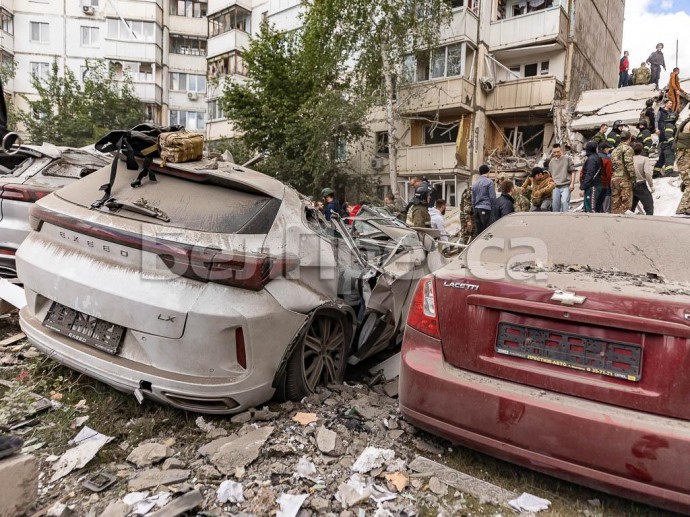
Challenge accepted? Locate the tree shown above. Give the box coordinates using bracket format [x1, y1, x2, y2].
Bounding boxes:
[220, 20, 372, 196]
[17, 59, 143, 147]
[303, 0, 453, 198]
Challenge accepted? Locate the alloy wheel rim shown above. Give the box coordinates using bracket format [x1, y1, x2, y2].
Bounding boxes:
[302, 316, 345, 391]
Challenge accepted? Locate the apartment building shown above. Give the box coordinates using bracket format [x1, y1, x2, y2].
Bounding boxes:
[1, 0, 208, 130]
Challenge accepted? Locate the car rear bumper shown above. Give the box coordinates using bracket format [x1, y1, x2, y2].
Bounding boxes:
[399, 327, 690, 514]
[20, 307, 278, 414]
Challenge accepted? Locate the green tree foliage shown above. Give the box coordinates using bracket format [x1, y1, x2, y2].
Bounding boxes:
[303, 0, 453, 197]
[17, 59, 143, 147]
[220, 20, 372, 196]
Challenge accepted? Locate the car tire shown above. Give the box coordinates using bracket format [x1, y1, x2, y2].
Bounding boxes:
[283, 313, 348, 400]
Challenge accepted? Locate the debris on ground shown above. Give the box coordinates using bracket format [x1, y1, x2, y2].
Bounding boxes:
[509, 492, 552, 513]
[51, 427, 113, 481]
[291, 412, 318, 426]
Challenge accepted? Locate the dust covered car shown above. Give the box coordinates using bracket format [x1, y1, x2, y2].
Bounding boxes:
[17, 156, 444, 413]
[399, 212, 690, 513]
[0, 144, 109, 278]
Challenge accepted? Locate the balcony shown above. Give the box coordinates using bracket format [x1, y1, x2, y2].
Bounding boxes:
[400, 76, 474, 116]
[0, 32, 13, 54]
[439, 7, 479, 45]
[208, 0, 253, 15]
[102, 0, 162, 25]
[484, 76, 561, 115]
[489, 7, 568, 51]
[167, 16, 207, 37]
[104, 39, 162, 63]
[169, 53, 207, 73]
[207, 30, 250, 59]
[397, 143, 458, 175]
[131, 82, 163, 104]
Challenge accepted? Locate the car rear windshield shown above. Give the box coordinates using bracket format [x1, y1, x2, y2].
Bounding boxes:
[56, 164, 281, 234]
[467, 213, 690, 283]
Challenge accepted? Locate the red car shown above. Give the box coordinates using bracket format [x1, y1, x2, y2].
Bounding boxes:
[399, 213, 690, 514]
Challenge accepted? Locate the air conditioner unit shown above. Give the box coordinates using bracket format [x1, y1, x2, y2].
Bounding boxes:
[370, 157, 384, 170]
[187, 91, 198, 101]
[479, 76, 495, 93]
[82, 5, 95, 15]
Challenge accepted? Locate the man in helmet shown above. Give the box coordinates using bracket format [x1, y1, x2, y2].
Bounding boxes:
[633, 62, 651, 85]
[676, 116, 690, 215]
[655, 111, 678, 177]
[646, 43, 666, 90]
[406, 184, 431, 228]
[640, 98, 656, 132]
[636, 120, 653, 157]
[606, 120, 625, 149]
[471, 164, 496, 236]
[321, 187, 344, 222]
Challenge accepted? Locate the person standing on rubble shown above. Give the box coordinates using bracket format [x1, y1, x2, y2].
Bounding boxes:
[668, 67, 686, 113]
[676, 116, 690, 215]
[597, 141, 614, 213]
[656, 98, 673, 134]
[641, 99, 656, 132]
[631, 142, 655, 215]
[619, 51, 630, 88]
[460, 179, 474, 243]
[528, 167, 555, 211]
[606, 120, 625, 149]
[647, 43, 666, 90]
[493, 180, 515, 221]
[429, 199, 449, 242]
[633, 62, 651, 85]
[471, 164, 496, 236]
[406, 185, 432, 228]
[592, 124, 608, 145]
[321, 188, 344, 222]
[580, 141, 604, 213]
[610, 131, 636, 214]
[655, 110, 678, 177]
[548, 143, 577, 212]
[636, 120, 654, 157]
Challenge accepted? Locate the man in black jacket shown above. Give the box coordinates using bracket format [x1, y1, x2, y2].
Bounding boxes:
[580, 141, 604, 213]
[492, 180, 515, 221]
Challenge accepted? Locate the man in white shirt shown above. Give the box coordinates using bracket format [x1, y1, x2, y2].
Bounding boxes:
[429, 199, 449, 242]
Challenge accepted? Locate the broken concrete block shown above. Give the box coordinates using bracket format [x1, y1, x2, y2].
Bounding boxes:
[230, 411, 252, 424]
[0, 453, 39, 517]
[100, 501, 130, 517]
[429, 476, 448, 496]
[127, 468, 190, 491]
[126, 443, 172, 467]
[46, 502, 75, 517]
[383, 379, 398, 398]
[210, 426, 273, 475]
[161, 457, 186, 470]
[197, 435, 236, 457]
[316, 426, 338, 455]
[146, 490, 203, 517]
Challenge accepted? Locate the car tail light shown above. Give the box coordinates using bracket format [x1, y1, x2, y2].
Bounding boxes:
[0, 246, 16, 256]
[407, 277, 440, 339]
[235, 327, 247, 369]
[30, 204, 300, 291]
[1, 184, 52, 203]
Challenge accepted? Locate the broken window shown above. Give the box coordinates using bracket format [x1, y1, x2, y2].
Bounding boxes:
[524, 63, 538, 77]
[375, 131, 389, 155]
[170, 1, 207, 18]
[170, 35, 207, 56]
[498, 0, 555, 19]
[503, 124, 544, 156]
[416, 51, 430, 82]
[423, 123, 459, 145]
[208, 6, 251, 36]
[540, 61, 550, 75]
[404, 43, 467, 82]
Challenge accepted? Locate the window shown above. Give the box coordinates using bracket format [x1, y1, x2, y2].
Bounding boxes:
[375, 131, 389, 155]
[169, 35, 207, 56]
[106, 19, 155, 42]
[423, 123, 459, 145]
[404, 43, 465, 82]
[30, 62, 51, 81]
[207, 99, 224, 120]
[1, 10, 13, 35]
[169, 110, 205, 130]
[540, 61, 550, 75]
[208, 6, 251, 36]
[170, 1, 207, 18]
[450, 0, 473, 9]
[80, 26, 99, 46]
[503, 0, 555, 19]
[170, 72, 206, 92]
[334, 138, 347, 162]
[30, 22, 49, 43]
[524, 63, 538, 77]
[208, 51, 246, 77]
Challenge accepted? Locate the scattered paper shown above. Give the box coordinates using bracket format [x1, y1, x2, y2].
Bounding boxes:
[131, 492, 172, 516]
[292, 412, 318, 426]
[70, 416, 89, 429]
[352, 447, 395, 473]
[336, 474, 372, 508]
[294, 456, 318, 481]
[384, 472, 409, 492]
[51, 427, 113, 481]
[276, 493, 308, 517]
[509, 492, 552, 513]
[217, 480, 244, 504]
[123, 492, 149, 505]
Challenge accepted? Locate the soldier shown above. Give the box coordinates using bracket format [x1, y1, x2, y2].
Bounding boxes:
[675, 117, 690, 215]
[646, 43, 666, 90]
[654, 111, 678, 177]
[610, 131, 636, 214]
[406, 185, 431, 228]
[633, 62, 651, 85]
[592, 123, 608, 145]
[512, 185, 531, 212]
[636, 119, 653, 157]
[460, 180, 473, 243]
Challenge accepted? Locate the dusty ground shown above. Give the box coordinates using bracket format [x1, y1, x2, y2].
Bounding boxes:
[0, 313, 678, 517]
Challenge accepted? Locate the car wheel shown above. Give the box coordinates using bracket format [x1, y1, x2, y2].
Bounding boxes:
[283, 314, 348, 400]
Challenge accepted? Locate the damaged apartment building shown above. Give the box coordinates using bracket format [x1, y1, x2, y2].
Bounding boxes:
[350, 0, 625, 204]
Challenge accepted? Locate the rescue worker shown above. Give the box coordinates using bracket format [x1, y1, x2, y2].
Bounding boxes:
[633, 62, 651, 85]
[592, 123, 608, 145]
[640, 99, 656, 132]
[636, 119, 654, 157]
[606, 120, 625, 149]
[528, 167, 556, 212]
[459, 179, 473, 243]
[406, 184, 431, 228]
[513, 185, 531, 212]
[471, 164, 496, 236]
[655, 111, 678, 177]
[610, 131, 636, 214]
[646, 43, 666, 90]
[579, 141, 604, 213]
[618, 51, 630, 88]
[676, 117, 690, 215]
[668, 67, 686, 113]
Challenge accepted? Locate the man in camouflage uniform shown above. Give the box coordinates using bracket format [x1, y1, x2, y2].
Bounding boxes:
[460, 180, 473, 243]
[610, 131, 636, 214]
[676, 118, 690, 215]
[513, 185, 530, 212]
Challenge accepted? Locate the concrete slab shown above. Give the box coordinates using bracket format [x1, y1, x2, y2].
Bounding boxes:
[0, 453, 39, 517]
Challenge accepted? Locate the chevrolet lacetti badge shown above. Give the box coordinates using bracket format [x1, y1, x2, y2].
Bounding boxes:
[550, 290, 586, 306]
[443, 281, 479, 291]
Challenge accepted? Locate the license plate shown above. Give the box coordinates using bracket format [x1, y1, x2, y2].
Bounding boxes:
[43, 302, 125, 354]
[495, 322, 642, 381]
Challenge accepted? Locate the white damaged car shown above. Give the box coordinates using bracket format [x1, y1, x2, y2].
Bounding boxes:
[17, 156, 444, 413]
